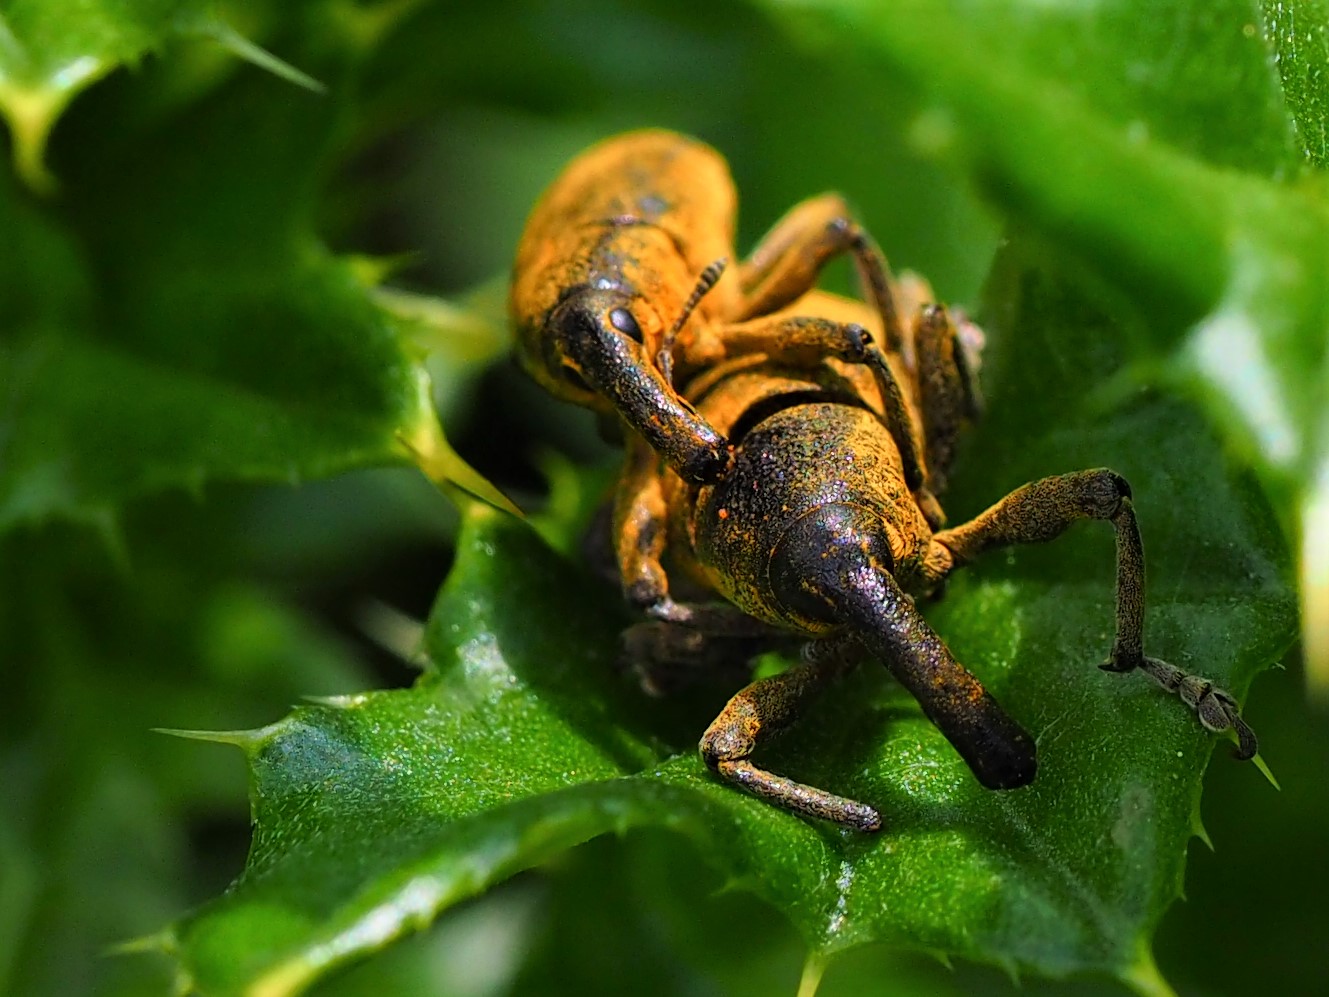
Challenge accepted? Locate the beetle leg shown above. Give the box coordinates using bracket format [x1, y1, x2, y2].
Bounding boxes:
[735, 193, 911, 365]
[580, 499, 621, 587]
[612, 438, 772, 624]
[706, 312, 882, 366]
[700, 636, 883, 831]
[1136, 658, 1259, 760]
[914, 303, 983, 494]
[930, 469, 1258, 759]
[612, 435, 677, 614]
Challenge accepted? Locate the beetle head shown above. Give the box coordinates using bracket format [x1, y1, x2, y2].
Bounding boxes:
[544, 287, 650, 404]
[769, 503, 1037, 791]
[545, 287, 730, 484]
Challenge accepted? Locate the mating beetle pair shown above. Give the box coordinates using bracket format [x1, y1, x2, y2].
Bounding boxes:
[510, 129, 1256, 831]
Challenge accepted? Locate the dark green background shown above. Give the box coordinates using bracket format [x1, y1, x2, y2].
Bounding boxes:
[1, 2, 1325, 995]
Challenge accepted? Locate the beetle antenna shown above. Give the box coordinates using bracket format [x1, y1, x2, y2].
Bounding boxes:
[658, 257, 727, 387]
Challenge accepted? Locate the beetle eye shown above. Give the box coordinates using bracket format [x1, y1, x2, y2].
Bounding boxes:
[608, 307, 644, 343]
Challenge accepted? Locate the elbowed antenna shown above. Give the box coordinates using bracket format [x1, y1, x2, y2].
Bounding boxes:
[770, 504, 1037, 790]
[656, 257, 728, 387]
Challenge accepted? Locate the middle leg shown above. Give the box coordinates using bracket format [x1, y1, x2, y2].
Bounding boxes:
[734, 193, 911, 365]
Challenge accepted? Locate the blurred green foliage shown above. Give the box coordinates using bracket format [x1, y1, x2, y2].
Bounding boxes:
[1, 1, 1325, 996]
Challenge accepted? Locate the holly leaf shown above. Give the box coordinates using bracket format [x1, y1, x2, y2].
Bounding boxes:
[0, 0, 325, 191]
[0, 13, 508, 536]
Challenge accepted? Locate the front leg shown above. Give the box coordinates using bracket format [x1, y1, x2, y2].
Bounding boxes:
[612, 434, 679, 617]
[930, 469, 1258, 759]
[613, 435, 780, 623]
[686, 311, 928, 492]
[700, 634, 882, 831]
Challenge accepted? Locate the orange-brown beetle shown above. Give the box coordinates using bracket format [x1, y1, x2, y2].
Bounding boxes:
[512, 132, 1256, 830]
[617, 287, 1257, 831]
[510, 128, 912, 487]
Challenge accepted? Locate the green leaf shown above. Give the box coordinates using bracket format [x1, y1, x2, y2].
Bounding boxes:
[1263, 0, 1329, 169]
[160, 248, 1295, 992]
[0, 22, 510, 532]
[0, 0, 320, 190]
[2, 0, 1299, 992]
[0, 503, 373, 996]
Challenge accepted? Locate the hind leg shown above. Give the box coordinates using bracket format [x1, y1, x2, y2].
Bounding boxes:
[926, 469, 1257, 758]
[914, 301, 984, 496]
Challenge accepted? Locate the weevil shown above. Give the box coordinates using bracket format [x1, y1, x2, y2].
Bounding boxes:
[510, 128, 914, 489]
[513, 130, 937, 623]
[614, 287, 1258, 832]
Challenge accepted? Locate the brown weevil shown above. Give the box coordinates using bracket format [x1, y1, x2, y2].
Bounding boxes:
[510, 129, 914, 488]
[615, 287, 1258, 832]
[513, 132, 1257, 831]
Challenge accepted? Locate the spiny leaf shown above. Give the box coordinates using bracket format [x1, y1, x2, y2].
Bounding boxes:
[0, 22, 509, 533]
[0, 0, 314, 191]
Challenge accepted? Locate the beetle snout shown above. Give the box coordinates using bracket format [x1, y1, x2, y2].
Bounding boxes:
[547, 292, 730, 484]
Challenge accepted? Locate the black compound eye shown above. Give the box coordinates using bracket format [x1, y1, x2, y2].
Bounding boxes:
[608, 307, 644, 343]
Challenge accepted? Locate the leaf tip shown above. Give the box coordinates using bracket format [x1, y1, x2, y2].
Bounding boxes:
[1120, 943, 1179, 997]
[301, 692, 372, 708]
[0, 55, 107, 194]
[198, 20, 326, 94]
[152, 725, 274, 750]
[105, 928, 175, 957]
[1191, 814, 1213, 851]
[354, 598, 428, 668]
[396, 368, 522, 517]
[1250, 751, 1281, 790]
[924, 947, 954, 972]
[374, 284, 507, 360]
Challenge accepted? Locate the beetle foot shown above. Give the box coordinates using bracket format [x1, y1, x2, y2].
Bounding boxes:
[1134, 656, 1259, 760]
